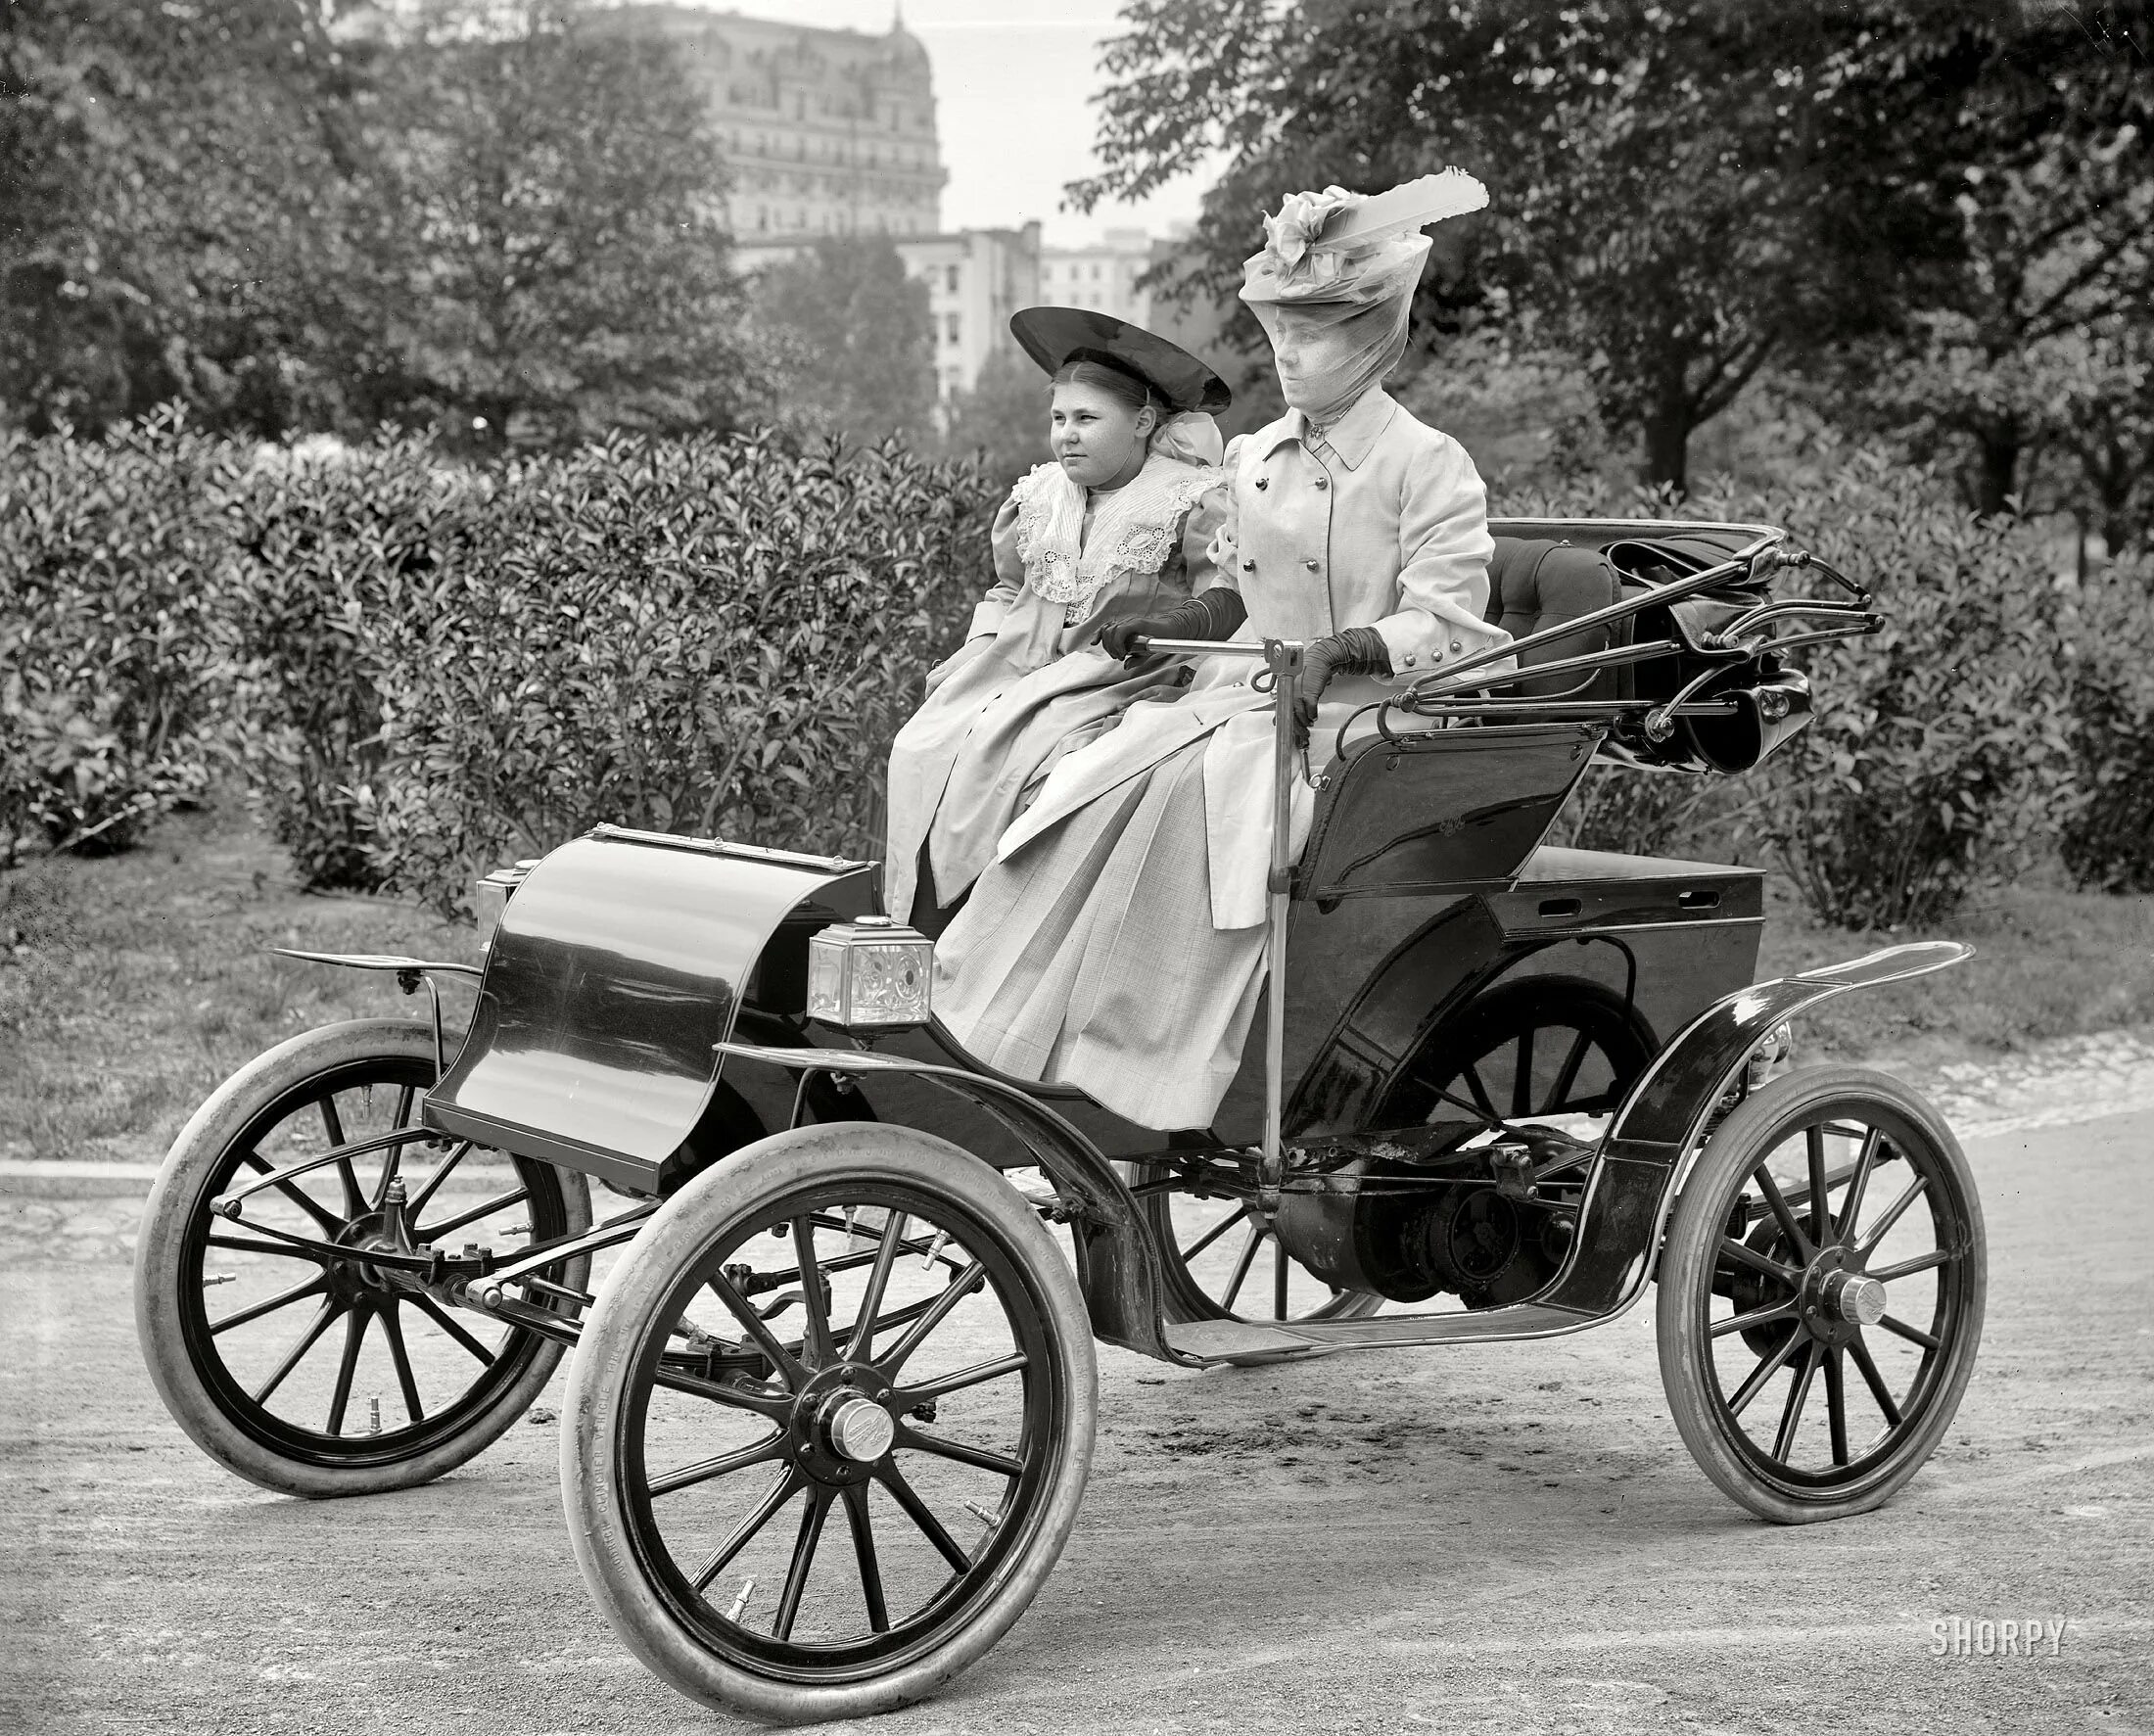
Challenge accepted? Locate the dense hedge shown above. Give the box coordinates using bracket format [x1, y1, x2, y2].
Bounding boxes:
[1502, 454, 2083, 928]
[2060, 563, 2154, 893]
[3, 414, 995, 903]
[0, 413, 2123, 929]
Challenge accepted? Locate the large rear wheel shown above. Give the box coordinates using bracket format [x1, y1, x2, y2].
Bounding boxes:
[562, 1124, 1096, 1724]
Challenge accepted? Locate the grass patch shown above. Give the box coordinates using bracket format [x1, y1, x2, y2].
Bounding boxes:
[3, 799, 2150, 1162]
[0, 798, 478, 1164]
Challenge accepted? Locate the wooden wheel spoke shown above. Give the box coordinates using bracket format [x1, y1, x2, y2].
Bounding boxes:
[773, 1487, 833, 1641]
[418, 1187, 529, 1243]
[692, 1470, 802, 1595]
[1822, 1346, 1850, 1467]
[650, 1364, 792, 1419]
[1837, 1127, 1884, 1246]
[251, 1296, 342, 1405]
[648, 1432, 787, 1498]
[896, 1351, 1028, 1406]
[1877, 1312, 1941, 1352]
[1771, 1340, 1820, 1462]
[409, 1292, 499, 1367]
[1218, 1223, 1264, 1313]
[239, 1150, 343, 1237]
[874, 1259, 986, 1380]
[325, 1308, 369, 1435]
[1462, 1061, 1500, 1120]
[1709, 1296, 1796, 1339]
[1716, 1237, 1801, 1286]
[1753, 1167, 1813, 1261]
[842, 1482, 889, 1634]
[876, 1460, 972, 1575]
[897, 1424, 1022, 1479]
[1725, 1324, 1803, 1418]
[791, 1217, 835, 1365]
[1548, 1027, 1593, 1112]
[1869, 1248, 1951, 1284]
[1805, 1125, 1834, 1244]
[379, 1305, 426, 1426]
[1856, 1173, 1930, 1258]
[1176, 1203, 1248, 1265]
[403, 1141, 472, 1218]
[320, 1096, 364, 1219]
[210, 1273, 328, 1337]
[846, 1209, 909, 1362]
[706, 1266, 810, 1388]
[1848, 1334, 1904, 1427]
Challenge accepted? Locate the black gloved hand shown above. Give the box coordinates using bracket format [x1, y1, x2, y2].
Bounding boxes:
[1099, 587, 1249, 661]
[1292, 626, 1392, 746]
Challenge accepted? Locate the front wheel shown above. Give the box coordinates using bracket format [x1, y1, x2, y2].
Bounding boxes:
[135, 1018, 592, 1498]
[562, 1124, 1097, 1724]
[1656, 1066, 1986, 1524]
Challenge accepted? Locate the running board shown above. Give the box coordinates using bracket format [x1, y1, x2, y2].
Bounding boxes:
[1163, 1301, 1602, 1364]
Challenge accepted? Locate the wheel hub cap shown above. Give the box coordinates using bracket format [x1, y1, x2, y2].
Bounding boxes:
[1822, 1269, 1887, 1325]
[825, 1395, 896, 1463]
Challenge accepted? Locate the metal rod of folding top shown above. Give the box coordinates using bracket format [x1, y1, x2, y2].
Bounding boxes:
[1399, 532, 1781, 700]
[1259, 637, 1302, 1208]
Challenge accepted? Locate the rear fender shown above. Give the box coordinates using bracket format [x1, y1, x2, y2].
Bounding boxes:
[1604, 941, 1972, 1292]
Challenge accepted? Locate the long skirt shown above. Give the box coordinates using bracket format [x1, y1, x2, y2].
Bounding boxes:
[931, 735, 1269, 1132]
[882, 642, 1181, 925]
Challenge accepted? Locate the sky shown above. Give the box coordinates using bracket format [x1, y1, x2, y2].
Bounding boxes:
[664, 0, 1216, 246]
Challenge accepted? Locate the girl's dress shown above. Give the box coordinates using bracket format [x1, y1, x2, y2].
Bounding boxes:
[930, 389, 1510, 1130]
[882, 443, 1226, 926]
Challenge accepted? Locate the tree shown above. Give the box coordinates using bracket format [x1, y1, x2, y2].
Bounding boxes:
[1822, 4, 2154, 517]
[936, 346, 1049, 489]
[361, 0, 766, 449]
[748, 237, 936, 446]
[1071, 1, 1963, 492]
[0, 0, 376, 435]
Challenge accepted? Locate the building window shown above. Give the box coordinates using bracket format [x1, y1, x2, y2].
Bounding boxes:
[1091, 263, 1101, 281]
[945, 265, 960, 294]
[945, 313, 960, 344]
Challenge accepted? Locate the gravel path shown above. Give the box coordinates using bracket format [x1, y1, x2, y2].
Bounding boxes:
[3, 1102, 2150, 1735]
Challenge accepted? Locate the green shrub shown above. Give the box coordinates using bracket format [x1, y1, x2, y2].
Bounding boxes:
[364, 431, 994, 913]
[1502, 454, 2080, 927]
[2060, 562, 2154, 892]
[0, 407, 240, 860]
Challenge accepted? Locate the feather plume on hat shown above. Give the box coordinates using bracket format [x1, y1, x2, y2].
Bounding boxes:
[1241, 168, 1489, 306]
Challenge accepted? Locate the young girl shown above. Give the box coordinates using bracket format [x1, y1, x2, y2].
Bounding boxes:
[882, 309, 1239, 929]
[933, 175, 1509, 1131]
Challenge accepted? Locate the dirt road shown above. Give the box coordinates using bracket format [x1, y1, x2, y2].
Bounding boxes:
[4, 1111, 2149, 1736]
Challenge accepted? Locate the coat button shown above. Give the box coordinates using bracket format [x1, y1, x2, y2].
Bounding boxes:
[1303, 559, 1320, 572]
[1241, 559, 1256, 572]
[1450, 639, 1463, 654]
[1255, 476, 1269, 491]
[1313, 477, 1329, 491]
[1401, 653, 1418, 669]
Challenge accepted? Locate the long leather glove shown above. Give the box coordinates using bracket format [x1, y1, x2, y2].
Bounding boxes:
[1099, 587, 1249, 661]
[1293, 626, 1392, 745]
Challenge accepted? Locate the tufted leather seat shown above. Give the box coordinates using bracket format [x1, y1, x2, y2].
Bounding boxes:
[1481, 538, 1622, 698]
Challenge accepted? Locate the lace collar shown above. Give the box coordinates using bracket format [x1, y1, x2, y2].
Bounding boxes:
[1010, 452, 1222, 612]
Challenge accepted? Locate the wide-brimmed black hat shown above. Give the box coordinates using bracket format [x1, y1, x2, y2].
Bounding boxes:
[1008, 306, 1232, 414]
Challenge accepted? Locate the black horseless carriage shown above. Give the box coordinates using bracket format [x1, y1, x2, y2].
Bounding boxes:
[135, 518, 1988, 1722]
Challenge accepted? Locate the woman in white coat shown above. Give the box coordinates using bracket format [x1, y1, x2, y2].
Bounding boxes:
[932, 175, 1512, 1131]
[882, 309, 1238, 929]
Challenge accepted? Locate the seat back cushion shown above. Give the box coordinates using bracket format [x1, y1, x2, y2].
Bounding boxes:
[1482, 538, 1623, 698]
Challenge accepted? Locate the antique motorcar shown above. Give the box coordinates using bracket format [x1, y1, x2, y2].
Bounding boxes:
[134, 517, 1986, 1723]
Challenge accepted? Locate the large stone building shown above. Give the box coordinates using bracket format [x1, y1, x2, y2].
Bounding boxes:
[1037, 228, 1156, 328]
[592, 3, 947, 245]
